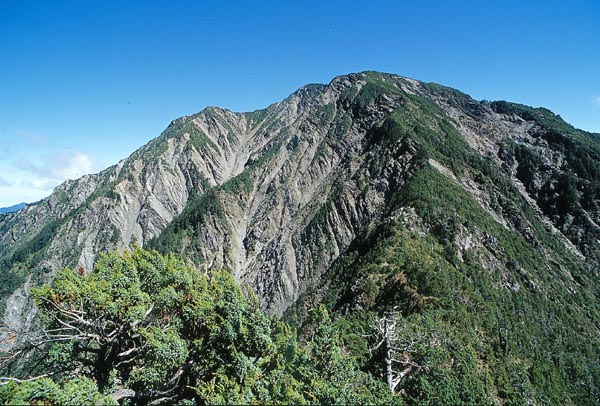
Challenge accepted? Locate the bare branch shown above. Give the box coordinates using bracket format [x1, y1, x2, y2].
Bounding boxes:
[118, 347, 138, 358]
[0, 372, 55, 386]
[369, 338, 386, 352]
[38, 297, 84, 319]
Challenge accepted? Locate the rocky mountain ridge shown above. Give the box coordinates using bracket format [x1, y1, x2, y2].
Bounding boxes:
[1, 71, 599, 348]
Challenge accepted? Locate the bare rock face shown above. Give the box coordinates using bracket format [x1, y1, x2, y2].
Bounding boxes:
[1, 71, 598, 335]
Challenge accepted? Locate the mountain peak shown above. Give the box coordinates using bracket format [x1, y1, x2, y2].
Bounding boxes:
[1, 72, 599, 403]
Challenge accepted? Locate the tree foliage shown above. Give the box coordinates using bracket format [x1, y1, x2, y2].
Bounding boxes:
[1, 247, 391, 404]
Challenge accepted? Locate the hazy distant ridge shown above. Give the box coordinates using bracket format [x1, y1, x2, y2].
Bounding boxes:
[0, 203, 26, 214]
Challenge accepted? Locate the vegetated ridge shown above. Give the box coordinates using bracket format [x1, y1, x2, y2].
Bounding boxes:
[0, 72, 599, 403]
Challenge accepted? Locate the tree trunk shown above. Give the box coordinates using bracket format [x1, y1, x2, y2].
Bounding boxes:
[384, 312, 393, 391]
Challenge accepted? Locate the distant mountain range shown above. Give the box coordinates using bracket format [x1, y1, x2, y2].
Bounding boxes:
[1, 72, 599, 402]
[0, 202, 26, 214]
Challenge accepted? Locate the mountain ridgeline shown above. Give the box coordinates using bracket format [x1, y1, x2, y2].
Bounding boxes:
[1, 72, 599, 403]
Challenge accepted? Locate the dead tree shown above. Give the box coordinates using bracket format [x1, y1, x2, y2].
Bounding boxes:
[371, 309, 426, 394]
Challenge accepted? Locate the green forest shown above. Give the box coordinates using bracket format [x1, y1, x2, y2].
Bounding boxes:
[0, 248, 393, 405]
[2, 242, 599, 405]
[1, 74, 600, 404]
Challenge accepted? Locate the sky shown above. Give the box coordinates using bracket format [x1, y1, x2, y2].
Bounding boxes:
[0, 0, 599, 207]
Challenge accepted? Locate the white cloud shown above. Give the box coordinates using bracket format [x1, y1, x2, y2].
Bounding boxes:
[21, 178, 59, 191]
[594, 96, 600, 108]
[1, 149, 99, 207]
[0, 127, 102, 207]
[52, 151, 97, 180]
[17, 150, 97, 181]
[0, 181, 55, 207]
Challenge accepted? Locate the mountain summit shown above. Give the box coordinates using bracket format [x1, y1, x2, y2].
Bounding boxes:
[1, 72, 599, 402]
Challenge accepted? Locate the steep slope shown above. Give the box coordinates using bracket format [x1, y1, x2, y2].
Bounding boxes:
[150, 74, 417, 315]
[151, 73, 600, 313]
[0, 104, 275, 333]
[281, 80, 600, 403]
[1, 72, 599, 402]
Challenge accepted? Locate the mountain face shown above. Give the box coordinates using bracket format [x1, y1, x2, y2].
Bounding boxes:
[1, 72, 599, 401]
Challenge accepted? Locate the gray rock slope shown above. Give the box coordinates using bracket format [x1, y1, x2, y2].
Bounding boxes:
[1, 72, 598, 338]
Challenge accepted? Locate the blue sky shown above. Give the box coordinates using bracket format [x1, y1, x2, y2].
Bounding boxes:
[1, 0, 599, 207]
